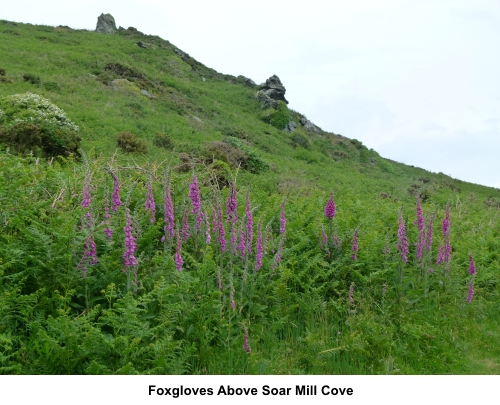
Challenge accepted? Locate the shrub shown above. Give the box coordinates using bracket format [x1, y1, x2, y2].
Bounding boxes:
[203, 141, 247, 169]
[0, 122, 81, 157]
[222, 137, 269, 173]
[0, 122, 42, 153]
[0, 68, 5, 76]
[23, 74, 41, 85]
[266, 101, 290, 130]
[0, 92, 79, 132]
[153, 132, 174, 150]
[116, 131, 148, 153]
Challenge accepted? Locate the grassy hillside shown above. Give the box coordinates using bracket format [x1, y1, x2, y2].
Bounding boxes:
[0, 19, 499, 375]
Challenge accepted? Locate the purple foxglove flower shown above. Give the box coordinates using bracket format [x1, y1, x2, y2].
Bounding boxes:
[467, 280, 475, 304]
[189, 175, 201, 214]
[468, 255, 476, 275]
[237, 227, 246, 257]
[333, 235, 340, 250]
[324, 193, 336, 220]
[414, 196, 426, 260]
[226, 182, 238, 222]
[205, 210, 211, 244]
[397, 212, 409, 263]
[436, 205, 452, 264]
[243, 331, 251, 353]
[163, 181, 175, 240]
[245, 192, 253, 254]
[426, 214, 434, 251]
[217, 202, 226, 253]
[319, 224, 328, 250]
[123, 209, 137, 270]
[189, 175, 204, 233]
[280, 199, 286, 235]
[351, 230, 358, 261]
[256, 221, 263, 271]
[175, 227, 183, 271]
[144, 179, 156, 223]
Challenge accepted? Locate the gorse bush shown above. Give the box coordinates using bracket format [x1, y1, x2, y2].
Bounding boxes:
[153, 132, 175, 150]
[116, 131, 148, 153]
[266, 101, 290, 130]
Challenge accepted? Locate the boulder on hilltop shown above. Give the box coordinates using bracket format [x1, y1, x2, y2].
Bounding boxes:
[95, 13, 117, 34]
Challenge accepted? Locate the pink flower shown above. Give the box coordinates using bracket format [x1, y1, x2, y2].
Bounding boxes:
[467, 280, 475, 304]
[397, 212, 409, 263]
[163, 181, 175, 240]
[205, 211, 211, 244]
[436, 205, 451, 264]
[245, 192, 253, 255]
[123, 209, 137, 270]
[273, 239, 284, 269]
[426, 214, 435, 251]
[144, 179, 156, 223]
[319, 224, 328, 250]
[324, 193, 336, 220]
[189, 175, 204, 233]
[468, 255, 476, 275]
[243, 331, 251, 353]
[414, 196, 425, 260]
[237, 227, 246, 257]
[256, 221, 263, 271]
[226, 182, 238, 222]
[351, 230, 358, 261]
[280, 199, 286, 235]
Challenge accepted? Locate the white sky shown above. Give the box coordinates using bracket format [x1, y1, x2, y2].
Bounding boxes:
[3, 0, 500, 188]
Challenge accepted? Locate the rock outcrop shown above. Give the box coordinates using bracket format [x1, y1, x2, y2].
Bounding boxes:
[95, 13, 117, 34]
[238, 75, 257, 88]
[284, 120, 297, 133]
[299, 117, 320, 133]
[256, 74, 288, 108]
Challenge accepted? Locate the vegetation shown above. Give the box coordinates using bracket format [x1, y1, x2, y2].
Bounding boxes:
[0, 19, 499, 375]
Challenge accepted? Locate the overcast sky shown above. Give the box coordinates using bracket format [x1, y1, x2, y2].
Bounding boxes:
[3, 0, 500, 188]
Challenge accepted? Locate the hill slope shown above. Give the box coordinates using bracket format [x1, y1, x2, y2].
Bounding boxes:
[0, 18, 499, 375]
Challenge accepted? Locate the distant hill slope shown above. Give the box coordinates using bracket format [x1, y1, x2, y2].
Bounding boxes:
[0, 18, 498, 204]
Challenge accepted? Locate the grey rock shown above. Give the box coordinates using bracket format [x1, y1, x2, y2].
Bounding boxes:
[95, 13, 116, 34]
[137, 41, 151, 49]
[191, 116, 202, 123]
[256, 90, 277, 109]
[299, 117, 320, 133]
[284, 120, 297, 133]
[140, 89, 154, 98]
[261, 74, 288, 104]
[238, 75, 257, 87]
